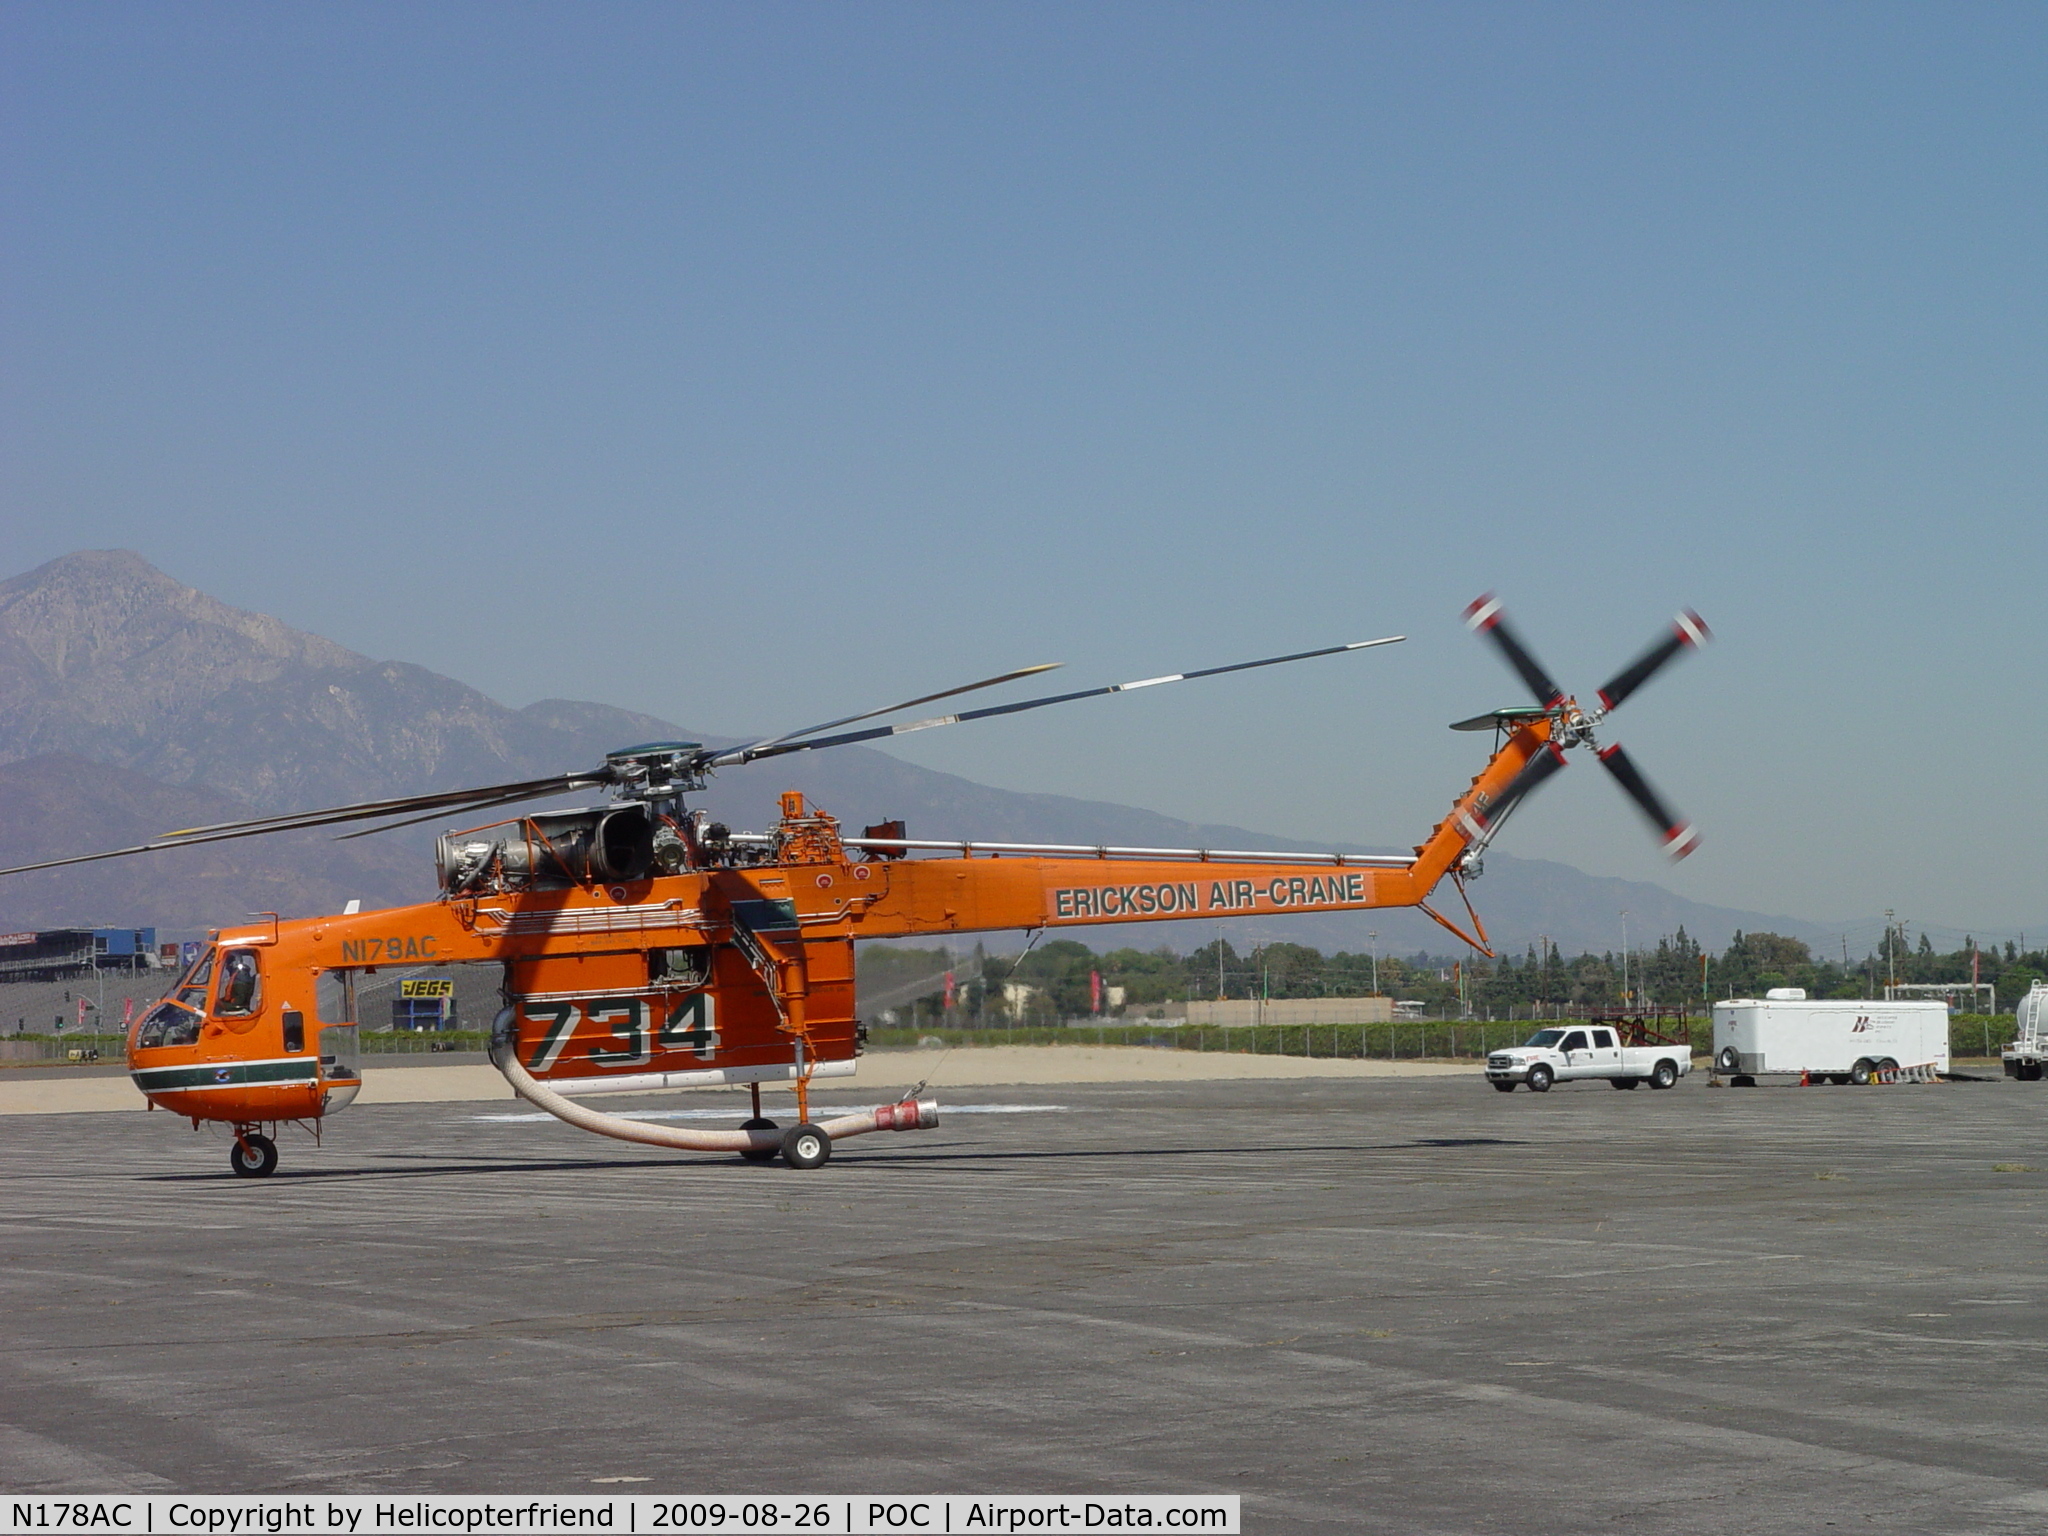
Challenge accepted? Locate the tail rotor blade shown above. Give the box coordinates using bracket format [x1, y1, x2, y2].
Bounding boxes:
[1464, 593, 1565, 708]
[1596, 742, 1701, 860]
[1596, 609, 1711, 713]
[1475, 740, 1569, 831]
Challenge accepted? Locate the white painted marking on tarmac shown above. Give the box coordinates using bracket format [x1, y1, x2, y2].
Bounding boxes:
[470, 1103, 1074, 1123]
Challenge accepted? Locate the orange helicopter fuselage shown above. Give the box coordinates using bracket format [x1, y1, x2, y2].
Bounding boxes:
[126, 721, 1555, 1131]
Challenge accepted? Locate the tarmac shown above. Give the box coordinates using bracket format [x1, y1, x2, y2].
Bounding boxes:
[2, 1053, 2046, 1533]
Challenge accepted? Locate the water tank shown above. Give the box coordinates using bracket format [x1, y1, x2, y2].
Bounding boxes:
[2021, 981, 2048, 1046]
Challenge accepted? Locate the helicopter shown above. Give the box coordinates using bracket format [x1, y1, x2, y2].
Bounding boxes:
[0, 595, 1707, 1177]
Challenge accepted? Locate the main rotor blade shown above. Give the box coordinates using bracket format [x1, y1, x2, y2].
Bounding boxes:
[1463, 593, 1565, 708]
[329, 780, 599, 840]
[1596, 742, 1700, 860]
[156, 773, 605, 843]
[711, 662, 1064, 767]
[0, 772, 605, 881]
[1472, 740, 1569, 831]
[1596, 609, 1710, 713]
[730, 636, 1406, 765]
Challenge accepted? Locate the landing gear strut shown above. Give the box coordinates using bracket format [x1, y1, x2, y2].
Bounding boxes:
[739, 1082, 780, 1162]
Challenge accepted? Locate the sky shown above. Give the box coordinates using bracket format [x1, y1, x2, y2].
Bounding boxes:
[2, 2, 2043, 938]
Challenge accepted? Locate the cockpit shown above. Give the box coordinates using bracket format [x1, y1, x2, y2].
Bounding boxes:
[133, 947, 217, 1049]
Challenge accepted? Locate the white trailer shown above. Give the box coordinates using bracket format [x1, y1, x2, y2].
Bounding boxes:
[1711, 990, 1949, 1084]
[2000, 981, 2048, 1080]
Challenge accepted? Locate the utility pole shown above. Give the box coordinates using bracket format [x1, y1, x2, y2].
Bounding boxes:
[1369, 930, 1379, 996]
[1621, 910, 1630, 1011]
[1886, 909, 1896, 995]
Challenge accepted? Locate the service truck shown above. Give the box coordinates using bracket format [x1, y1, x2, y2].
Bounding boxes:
[2000, 981, 2048, 1080]
[1485, 1023, 1692, 1092]
[1711, 990, 1949, 1085]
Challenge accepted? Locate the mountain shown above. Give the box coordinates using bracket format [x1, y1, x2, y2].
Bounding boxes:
[0, 550, 1822, 953]
[0, 754, 423, 932]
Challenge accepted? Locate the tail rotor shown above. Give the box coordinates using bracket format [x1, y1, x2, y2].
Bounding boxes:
[1456, 595, 1709, 861]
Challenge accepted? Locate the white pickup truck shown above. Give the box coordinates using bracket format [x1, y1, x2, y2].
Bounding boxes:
[1486, 1024, 1692, 1093]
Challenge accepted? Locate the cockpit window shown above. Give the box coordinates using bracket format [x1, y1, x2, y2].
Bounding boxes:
[135, 1000, 202, 1049]
[172, 949, 216, 1011]
[215, 950, 261, 1016]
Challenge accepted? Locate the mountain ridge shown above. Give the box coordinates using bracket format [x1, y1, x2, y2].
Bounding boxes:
[0, 550, 1830, 953]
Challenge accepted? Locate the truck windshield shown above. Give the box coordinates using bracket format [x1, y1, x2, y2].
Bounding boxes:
[1523, 1029, 1566, 1048]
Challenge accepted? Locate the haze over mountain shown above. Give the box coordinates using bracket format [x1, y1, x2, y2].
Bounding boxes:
[0, 550, 1825, 953]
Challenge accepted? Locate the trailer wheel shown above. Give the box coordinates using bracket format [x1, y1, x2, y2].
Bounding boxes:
[738, 1117, 779, 1162]
[1649, 1059, 1679, 1090]
[1717, 1046, 1740, 1071]
[781, 1123, 831, 1170]
[1492, 1081, 1517, 1093]
[1610, 1077, 1639, 1089]
[1850, 1059, 1875, 1086]
[1525, 1064, 1553, 1093]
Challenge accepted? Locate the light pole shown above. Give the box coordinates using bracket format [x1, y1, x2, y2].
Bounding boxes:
[1369, 931, 1379, 996]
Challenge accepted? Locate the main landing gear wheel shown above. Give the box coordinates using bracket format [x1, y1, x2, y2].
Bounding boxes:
[1525, 1064, 1554, 1093]
[229, 1133, 278, 1178]
[738, 1117, 780, 1162]
[781, 1123, 831, 1170]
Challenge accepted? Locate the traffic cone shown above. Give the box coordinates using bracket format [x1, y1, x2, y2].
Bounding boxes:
[1800, 1069, 1811, 1087]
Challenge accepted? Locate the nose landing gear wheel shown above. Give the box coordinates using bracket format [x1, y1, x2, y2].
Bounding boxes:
[738, 1117, 780, 1163]
[229, 1133, 278, 1178]
[781, 1123, 831, 1170]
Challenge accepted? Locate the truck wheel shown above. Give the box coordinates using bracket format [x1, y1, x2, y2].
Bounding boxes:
[1492, 1081, 1517, 1093]
[1525, 1064, 1553, 1093]
[1650, 1060, 1679, 1090]
[1610, 1077, 1639, 1089]
[1850, 1059, 1874, 1085]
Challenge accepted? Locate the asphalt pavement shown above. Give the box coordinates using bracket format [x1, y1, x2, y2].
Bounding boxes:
[2, 1070, 2045, 1533]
